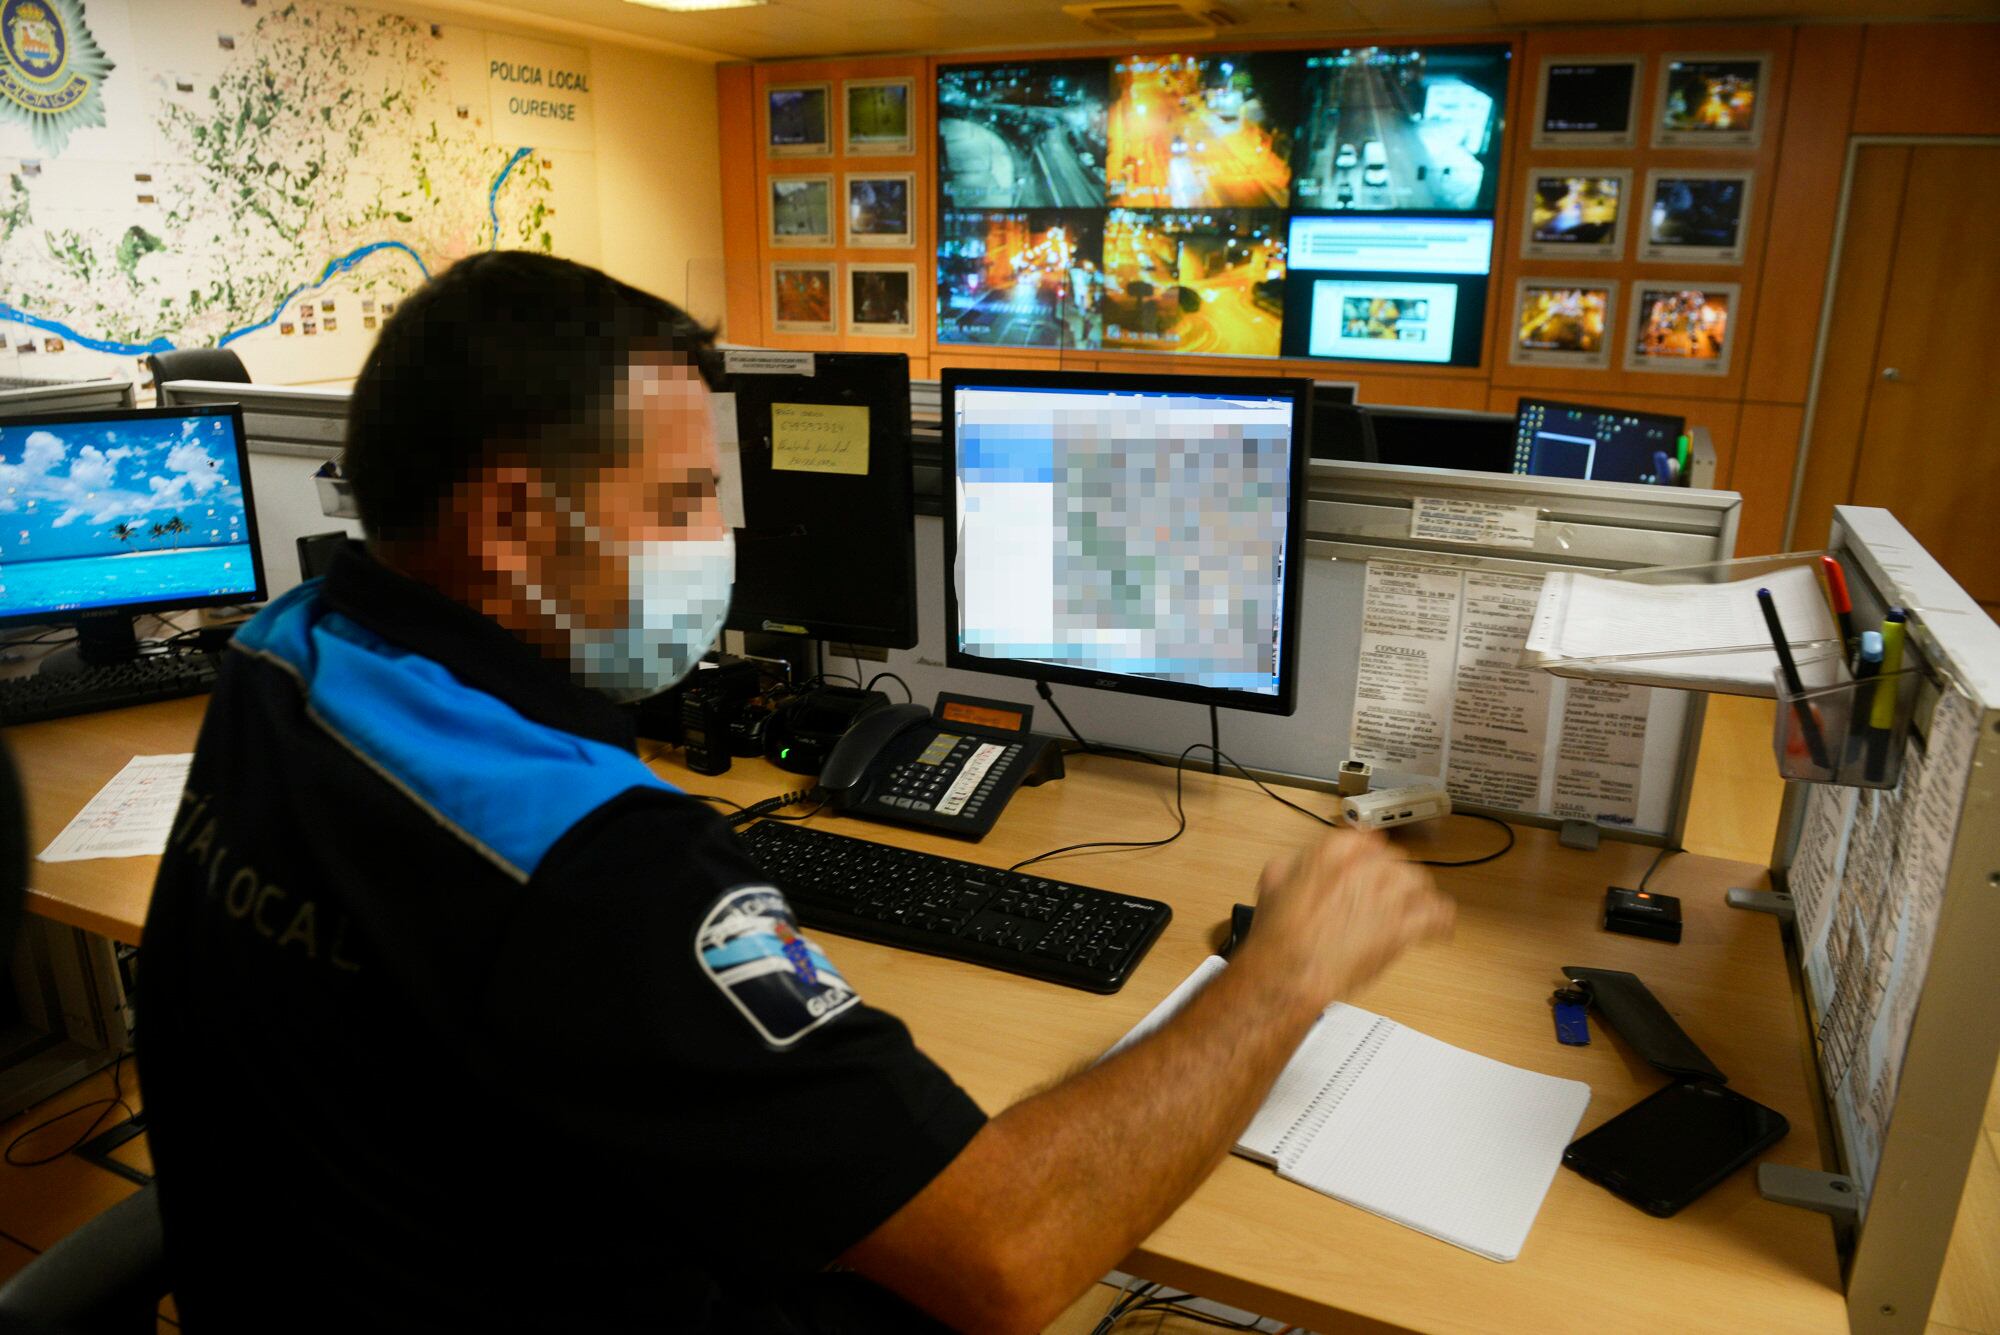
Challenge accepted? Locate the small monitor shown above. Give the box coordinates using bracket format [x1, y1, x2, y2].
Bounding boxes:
[0, 404, 266, 658]
[1513, 398, 1687, 485]
[1366, 404, 1516, 474]
[943, 367, 1309, 715]
[1311, 398, 1377, 464]
[725, 352, 916, 649]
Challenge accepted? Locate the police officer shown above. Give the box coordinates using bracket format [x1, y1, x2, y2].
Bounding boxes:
[139, 252, 1452, 1333]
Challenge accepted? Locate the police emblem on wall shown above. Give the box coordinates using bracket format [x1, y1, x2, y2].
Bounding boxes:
[0, 0, 113, 156]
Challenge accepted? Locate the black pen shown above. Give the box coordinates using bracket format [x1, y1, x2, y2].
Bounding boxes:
[1759, 587, 1831, 770]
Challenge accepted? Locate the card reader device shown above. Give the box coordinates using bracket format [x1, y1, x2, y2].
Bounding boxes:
[1341, 778, 1451, 831]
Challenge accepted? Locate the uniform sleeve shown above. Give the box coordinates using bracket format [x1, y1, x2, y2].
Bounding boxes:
[479, 790, 987, 1274]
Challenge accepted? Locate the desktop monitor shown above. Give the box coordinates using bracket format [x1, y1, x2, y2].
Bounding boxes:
[725, 352, 917, 650]
[1365, 404, 1516, 473]
[942, 367, 1310, 716]
[0, 404, 266, 662]
[1512, 398, 1687, 485]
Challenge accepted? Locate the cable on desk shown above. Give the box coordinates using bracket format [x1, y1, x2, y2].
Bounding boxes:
[686, 793, 746, 811]
[5, 1049, 136, 1168]
[1413, 813, 1516, 868]
[1635, 842, 1681, 890]
[864, 671, 913, 703]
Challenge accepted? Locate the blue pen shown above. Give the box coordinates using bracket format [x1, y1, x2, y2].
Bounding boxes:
[1850, 631, 1883, 769]
[1652, 450, 1674, 485]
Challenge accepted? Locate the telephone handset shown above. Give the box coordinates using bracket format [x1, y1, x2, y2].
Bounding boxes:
[819, 693, 1065, 838]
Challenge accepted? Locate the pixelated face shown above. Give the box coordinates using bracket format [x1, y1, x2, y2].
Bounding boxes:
[470, 356, 723, 644]
[547, 357, 723, 630]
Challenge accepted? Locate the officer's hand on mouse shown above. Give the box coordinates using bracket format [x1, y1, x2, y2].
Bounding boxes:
[1235, 828, 1454, 1014]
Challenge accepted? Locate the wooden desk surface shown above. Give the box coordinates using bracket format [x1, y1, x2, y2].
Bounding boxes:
[15, 700, 1846, 1332]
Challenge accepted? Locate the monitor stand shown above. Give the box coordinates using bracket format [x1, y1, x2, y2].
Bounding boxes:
[36, 613, 140, 676]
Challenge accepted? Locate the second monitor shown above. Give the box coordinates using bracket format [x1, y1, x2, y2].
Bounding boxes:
[942, 367, 1310, 717]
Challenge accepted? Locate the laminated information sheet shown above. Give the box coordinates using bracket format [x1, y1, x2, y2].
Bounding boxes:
[1349, 560, 1663, 828]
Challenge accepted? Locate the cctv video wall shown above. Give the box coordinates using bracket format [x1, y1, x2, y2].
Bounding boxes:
[936, 44, 1511, 367]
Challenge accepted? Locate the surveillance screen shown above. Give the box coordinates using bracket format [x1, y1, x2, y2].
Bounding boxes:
[1541, 61, 1636, 135]
[934, 43, 1509, 366]
[1291, 44, 1510, 214]
[938, 61, 1108, 208]
[952, 383, 1295, 694]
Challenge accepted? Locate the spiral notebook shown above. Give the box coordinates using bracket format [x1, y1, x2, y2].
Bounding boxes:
[1110, 956, 1591, 1262]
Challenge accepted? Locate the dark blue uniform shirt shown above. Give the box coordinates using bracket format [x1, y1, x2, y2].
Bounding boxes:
[139, 547, 984, 1331]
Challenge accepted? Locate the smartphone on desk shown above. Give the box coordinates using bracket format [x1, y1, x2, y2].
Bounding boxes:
[1563, 1078, 1788, 1217]
[818, 692, 1064, 838]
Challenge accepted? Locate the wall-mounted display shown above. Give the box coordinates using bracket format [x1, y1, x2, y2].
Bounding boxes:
[1625, 283, 1737, 375]
[1639, 170, 1753, 263]
[846, 173, 914, 246]
[845, 78, 913, 155]
[934, 42, 1513, 367]
[1654, 53, 1766, 148]
[772, 262, 837, 334]
[938, 61, 1108, 208]
[848, 264, 917, 336]
[1509, 278, 1616, 368]
[768, 83, 831, 156]
[1531, 55, 1642, 149]
[1521, 169, 1631, 259]
[769, 175, 833, 246]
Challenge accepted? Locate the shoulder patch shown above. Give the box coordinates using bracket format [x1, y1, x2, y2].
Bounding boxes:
[696, 885, 859, 1048]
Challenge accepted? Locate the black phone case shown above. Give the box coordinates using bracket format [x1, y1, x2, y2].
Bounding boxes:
[1561, 965, 1727, 1083]
[1563, 1079, 1788, 1216]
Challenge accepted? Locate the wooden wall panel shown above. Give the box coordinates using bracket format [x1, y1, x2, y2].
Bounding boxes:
[1735, 402, 1805, 556]
[1853, 24, 2000, 137]
[1790, 144, 1909, 555]
[1742, 26, 1863, 405]
[716, 63, 762, 344]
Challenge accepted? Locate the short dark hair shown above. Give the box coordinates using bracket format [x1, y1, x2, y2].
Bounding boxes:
[342, 251, 719, 542]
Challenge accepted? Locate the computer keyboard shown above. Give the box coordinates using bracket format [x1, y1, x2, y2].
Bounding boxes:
[737, 820, 1172, 993]
[0, 653, 219, 727]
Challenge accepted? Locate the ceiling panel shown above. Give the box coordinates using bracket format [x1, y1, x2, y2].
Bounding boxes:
[453, 0, 1994, 62]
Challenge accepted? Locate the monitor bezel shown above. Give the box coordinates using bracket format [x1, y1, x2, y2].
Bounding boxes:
[0, 403, 268, 631]
[1511, 396, 1687, 482]
[940, 366, 1311, 717]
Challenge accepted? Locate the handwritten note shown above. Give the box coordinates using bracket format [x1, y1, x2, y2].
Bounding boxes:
[39, 754, 193, 862]
[771, 402, 869, 476]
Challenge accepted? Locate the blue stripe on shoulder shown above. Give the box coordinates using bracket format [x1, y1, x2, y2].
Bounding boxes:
[231, 584, 676, 881]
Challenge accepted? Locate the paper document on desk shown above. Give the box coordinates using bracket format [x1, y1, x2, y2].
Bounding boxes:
[1108, 956, 1590, 1262]
[1523, 563, 1838, 695]
[39, 754, 193, 862]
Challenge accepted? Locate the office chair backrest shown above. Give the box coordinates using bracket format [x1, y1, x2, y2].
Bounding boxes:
[145, 348, 249, 386]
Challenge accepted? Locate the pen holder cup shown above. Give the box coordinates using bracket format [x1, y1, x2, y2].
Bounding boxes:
[1771, 656, 1920, 788]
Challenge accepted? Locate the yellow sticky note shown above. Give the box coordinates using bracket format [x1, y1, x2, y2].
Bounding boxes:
[770, 403, 869, 476]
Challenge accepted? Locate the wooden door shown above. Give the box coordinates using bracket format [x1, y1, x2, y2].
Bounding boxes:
[1794, 143, 2000, 610]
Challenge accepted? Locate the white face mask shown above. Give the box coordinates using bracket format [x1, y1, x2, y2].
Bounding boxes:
[519, 499, 735, 703]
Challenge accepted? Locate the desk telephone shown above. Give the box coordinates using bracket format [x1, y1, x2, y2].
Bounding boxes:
[819, 692, 1065, 837]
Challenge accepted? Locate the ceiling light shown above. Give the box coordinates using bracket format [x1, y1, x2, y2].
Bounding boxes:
[622, 0, 768, 11]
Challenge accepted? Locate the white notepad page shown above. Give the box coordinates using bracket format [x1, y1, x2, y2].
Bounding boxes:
[1522, 562, 1838, 695]
[1107, 956, 1590, 1262]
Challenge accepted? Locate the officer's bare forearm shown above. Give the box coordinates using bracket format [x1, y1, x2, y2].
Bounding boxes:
[840, 944, 1320, 1334]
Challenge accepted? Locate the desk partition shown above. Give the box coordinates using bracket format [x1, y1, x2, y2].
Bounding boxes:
[863, 461, 1740, 845]
[1769, 507, 2000, 1333]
